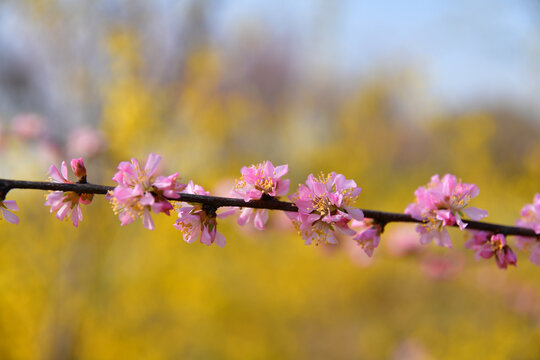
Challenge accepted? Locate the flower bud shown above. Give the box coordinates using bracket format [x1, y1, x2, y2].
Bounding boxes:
[71, 158, 87, 181]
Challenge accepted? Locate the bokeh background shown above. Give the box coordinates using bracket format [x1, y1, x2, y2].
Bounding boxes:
[1, 1, 540, 359]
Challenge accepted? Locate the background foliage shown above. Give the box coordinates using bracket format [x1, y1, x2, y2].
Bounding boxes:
[0, 1, 539, 359]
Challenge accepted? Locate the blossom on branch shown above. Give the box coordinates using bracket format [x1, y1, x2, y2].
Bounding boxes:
[405, 174, 488, 248]
[515, 193, 540, 265]
[174, 181, 232, 247]
[0, 200, 19, 224]
[109, 153, 186, 230]
[45, 159, 93, 227]
[465, 231, 517, 269]
[351, 219, 382, 257]
[288, 172, 364, 245]
[70, 158, 87, 181]
[232, 161, 289, 230]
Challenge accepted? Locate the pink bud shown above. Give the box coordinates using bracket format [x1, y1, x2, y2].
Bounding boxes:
[70, 158, 87, 180]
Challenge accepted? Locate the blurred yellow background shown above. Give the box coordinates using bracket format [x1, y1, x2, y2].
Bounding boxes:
[0, 1, 539, 359]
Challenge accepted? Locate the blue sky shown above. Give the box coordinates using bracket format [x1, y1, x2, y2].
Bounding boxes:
[213, 0, 540, 113]
[0, 0, 538, 117]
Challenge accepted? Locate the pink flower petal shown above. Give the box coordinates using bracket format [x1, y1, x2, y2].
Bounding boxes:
[455, 215, 467, 230]
[142, 210, 154, 230]
[468, 185, 480, 199]
[71, 206, 81, 227]
[346, 207, 364, 221]
[530, 245, 540, 266]
[244, 189, 262, 201]
[275, 178, 290, 197]
[273, 164, 288, 178]
[139, 192, 155, 206]
[463, 207, 488, 221]
[214, 232, 226, 248]
[151, 200, 173, 215]
[3, 200, 18, 211]
[217, 208, 235, 218]
[335, 223, 356, 236]
[174, 214, 201, 243]
[48, 165, 66, 183]
[200, 227, 213, 246]
[305, 174, 317, 189]
[56, 203, 71, 221]
[163, 190, 180, 199]
[326, 230, 339, 245]
[263, 161, 274, 177]
[151, 175, 171, 188]
[2, 208, 19, 224]
[112, 187, 134, 202]
[119, 211, 135, 226]
[60, 161, 69, 181]
[311, 182, 327, 196]
[238, 208, 253, 226]
[434, 229, 452, 249]
[333, 173, 357, 192]
[44, 192, 64, 210]
[253, 209, 268, 230]
[144, 153, 161, 176]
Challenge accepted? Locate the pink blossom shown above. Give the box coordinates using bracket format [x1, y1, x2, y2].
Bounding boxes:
[232, 161, 289, 230]
[351, 219, 381, 257]
[237, 207, 269, 230]
[232, 161, 290, 200]
[515, 193, 540, 265]
[174, 181, 231, 247]
[465, 231, 517, 269]
[405, 174, 488, 248]
[44, 159, 93, 227]
[0, 200, 19, 224]
[110, 153, 186, 230]
[288, 172, 364, 245]
[70, 158, 87, 180]
[464, 230, 491, 256]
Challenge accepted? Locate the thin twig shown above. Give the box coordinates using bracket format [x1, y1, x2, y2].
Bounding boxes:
[0, 178, 537, 238]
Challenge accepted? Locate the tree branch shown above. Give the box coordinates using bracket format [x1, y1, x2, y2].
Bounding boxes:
[0, 178, 536, 238]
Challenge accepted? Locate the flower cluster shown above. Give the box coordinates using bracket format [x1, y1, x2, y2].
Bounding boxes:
[465, 231, 517, 269]
[232, 161, 289, 230]
[351, 219, 382, 257]
[405, 174, 488, 248]
[109, 153, 186, 230]
[174, 181, 233, 247]
[515, 193, 540, 265]
[45, 158, 93, 227]
[287, 172, 364, 245]
[2, 153, 538, 271]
